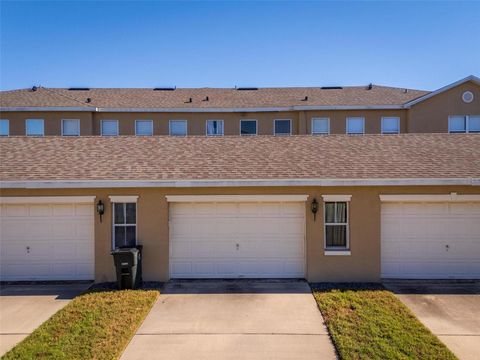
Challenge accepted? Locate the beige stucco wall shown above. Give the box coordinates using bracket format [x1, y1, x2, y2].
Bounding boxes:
[0, 111, 93, 136]
[408, 81, 480, 133]
[2, 185, 479, 283]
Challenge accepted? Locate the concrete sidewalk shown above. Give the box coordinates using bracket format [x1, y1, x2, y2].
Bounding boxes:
[385, 280, 480, 360]
[121, 280, 337, 360]
[0, 283, 91, 356]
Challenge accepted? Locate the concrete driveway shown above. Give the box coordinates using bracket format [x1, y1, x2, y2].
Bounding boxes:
[0, 283, 91, 356]
[121, 280, 336, 360]
[384, 280, 480, 360]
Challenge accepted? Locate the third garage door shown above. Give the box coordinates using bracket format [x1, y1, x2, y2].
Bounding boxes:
[169, 198, 306, 279]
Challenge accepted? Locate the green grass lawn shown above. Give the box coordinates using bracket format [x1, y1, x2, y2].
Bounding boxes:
[311, 284, 456, 360]
[2, 288, 159, 360]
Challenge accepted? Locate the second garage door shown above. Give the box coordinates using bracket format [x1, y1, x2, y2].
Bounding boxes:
[169, 199, 306, 279]
[381, 200, 480, 279]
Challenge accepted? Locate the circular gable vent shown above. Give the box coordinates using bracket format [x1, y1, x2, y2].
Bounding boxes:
[462, 91, 474, 103]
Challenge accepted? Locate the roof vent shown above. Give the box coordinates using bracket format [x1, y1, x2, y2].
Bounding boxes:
[320, 86, 343, 90]
[185, 97, 192, 103]
[153, 87, 176, 91]
[236, 87, 258, 91]
[203, 96, 209, 101]
[68, 87, 90, 91]
[404, 89, 408, 93]
[367, 83, 373, 90]
[31, 86, 38, 92]
[86, 98, 92, 103]
[301, 96, 308, 101]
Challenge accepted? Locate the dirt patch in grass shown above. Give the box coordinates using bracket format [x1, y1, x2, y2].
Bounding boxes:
[2, 288, 159, 360]
[311, 283, 457, 360]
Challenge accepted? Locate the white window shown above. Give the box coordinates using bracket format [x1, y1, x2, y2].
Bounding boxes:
[135, 120, 153, 136]
[61, 119, 80, 136]
[112, 202, 137, 249]
[324, 201, 349, 250]
[449, 115, 480, 133]
[26, 119, 44, 136]
[170, 120, 187, 136]
[274, 119, 292, 135]
[346, 117, 364, 134]
[101, 120, 119, 136]
[0, 119, 9, 136]
[240, 119, 257, 135]
[381, 117, 400, 134]
[311, 118, 330, 135]
[206, 120, 224, 136]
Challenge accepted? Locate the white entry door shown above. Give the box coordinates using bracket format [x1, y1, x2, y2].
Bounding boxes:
[0, 197, 95, 281]
[381, 201, 480, 279]
[169, 200, 306, 278]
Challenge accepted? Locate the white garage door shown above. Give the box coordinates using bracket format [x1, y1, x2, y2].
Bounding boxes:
[169, 198, 306, 278]
[381, 201, 480, 279]
[0, 197, 95, 281]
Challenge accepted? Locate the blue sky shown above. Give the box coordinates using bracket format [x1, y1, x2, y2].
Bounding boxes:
[1, 1, 479, 91]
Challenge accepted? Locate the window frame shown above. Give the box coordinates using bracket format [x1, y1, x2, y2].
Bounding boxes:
[101, 120, 119, 136]
[273, 119, 292, 136]
[205, 119, 224, 136]
[0, 119, 9, 136]
[449, 115, 480, 133]
[311, 117, 330, 135]
[111, 202, 138, 250]
[346, 117, 365, 135]
[239, 119, 258, 136]
[26, 119, 45, 136]
[135, 119, 153, 136]
[381, 117, 400, 134]
[322, 195, 351, 255]
[169, 120, 188, 136]
[61, 119, 80, 136]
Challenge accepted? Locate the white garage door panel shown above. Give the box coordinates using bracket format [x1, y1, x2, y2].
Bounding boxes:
[169, 202, 305, 279]
[381, 202, 480, 279]
[0, 202, 94, 281]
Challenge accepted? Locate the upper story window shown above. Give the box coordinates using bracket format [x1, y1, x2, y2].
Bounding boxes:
[101, 120, 119, 136]
[381, 117, 400, 134]
[240, 119, 257, 135]
[274, 119, 291, 135]
[449, 115, 480, 133]
[311, 118, 330, 135]
[206, 120, 224, 136]
[62, 119, 80, 136]
[170, 120, 187, 136]
[346, 117, 365, 135]
[0, 119, 9, 136]
[135, 120, 153, 136]
[26, 119, 44, 136]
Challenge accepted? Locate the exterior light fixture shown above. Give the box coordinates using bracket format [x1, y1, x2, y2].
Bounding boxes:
[97, 200, 105, 222]
[311, 198, 319, 221]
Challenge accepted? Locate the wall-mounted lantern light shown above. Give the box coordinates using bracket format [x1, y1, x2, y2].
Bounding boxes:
[311, 198, 319, 221]
[97, 200, 105, 222]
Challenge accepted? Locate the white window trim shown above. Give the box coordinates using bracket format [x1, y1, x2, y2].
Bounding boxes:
[346, 117, 365, 135]
[26, 119, 44, 136]
[239, 119, 258, 136]
[322, 195, 352, 202]
[109, 195, 139, 203]
[135, 119, 153, 136]
[169, 120, 188, 136]
[0, 119, 9, 136]
[323, 200, 350, 251]
[448, 115, 480, 133]
[111, 202, 138, 250]
[100, 119, 119, 136]
[311, 117, 330, 135]
[324, 250, 351, 256]
[61, 119, 80, 136]
[273, 119, 292, 136]
[381, 116, 400, 134]
[205, 119, 224, 136]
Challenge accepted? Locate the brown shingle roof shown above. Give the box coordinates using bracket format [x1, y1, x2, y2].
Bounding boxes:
[0, 86, 428, 109]
[1, 134, 479, 182]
